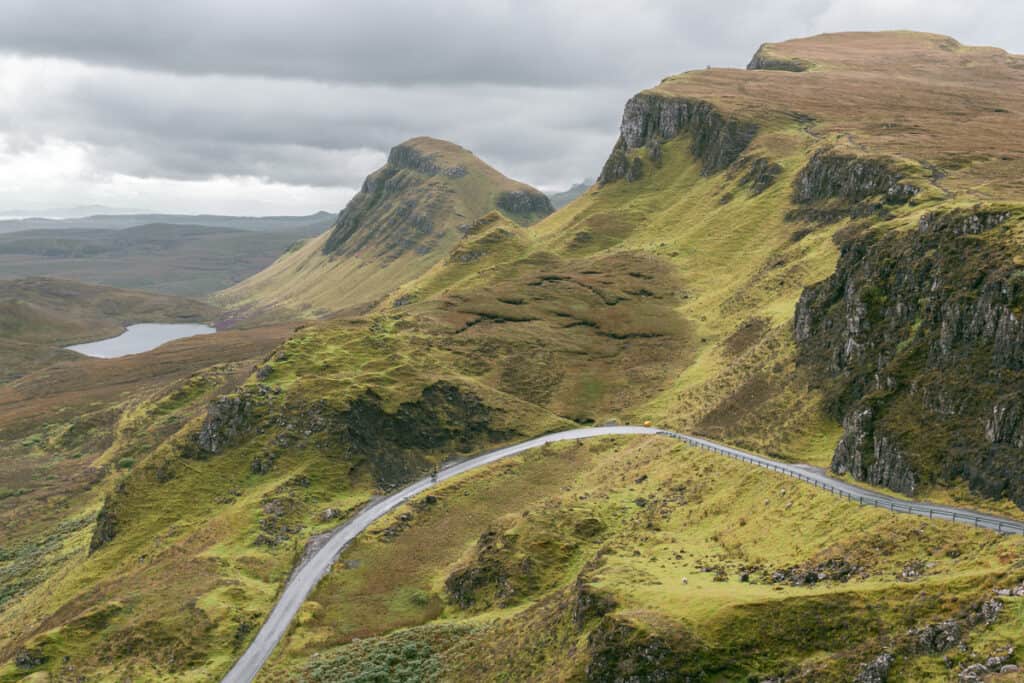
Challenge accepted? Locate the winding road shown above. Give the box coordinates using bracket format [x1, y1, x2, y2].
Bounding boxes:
[222, 425, 1024, 683]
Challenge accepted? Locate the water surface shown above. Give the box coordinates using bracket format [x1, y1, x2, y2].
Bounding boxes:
[66, 323, 216, 358]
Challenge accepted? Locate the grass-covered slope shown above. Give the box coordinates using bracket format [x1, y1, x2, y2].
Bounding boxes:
[4, 31, 1024, 682]
[216, 137, 553, 319]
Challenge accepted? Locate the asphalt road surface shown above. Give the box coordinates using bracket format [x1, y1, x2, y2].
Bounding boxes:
[223, 425, 1024, 682]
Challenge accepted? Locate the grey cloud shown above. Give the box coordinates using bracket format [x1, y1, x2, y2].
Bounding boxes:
[1, 58, 627, 188]
[1, 1, 1023, 213]
[0, 0, 762, 86]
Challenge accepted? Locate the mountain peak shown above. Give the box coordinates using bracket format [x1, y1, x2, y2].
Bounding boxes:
[386, 137, 476, 177]
[219, 137, 552, 318]
[323, 137, 551, 258]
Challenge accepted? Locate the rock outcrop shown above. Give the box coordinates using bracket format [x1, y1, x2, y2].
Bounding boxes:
[496, 190, 554, 221]
[599, 93, 757, 183]
[193, 394, 257, 456]
[323, 138, 552, 258]
[855, 652, 894, 683]
[583, 617, 703, 682]
[88, 496, 119, 553]
[788, 150, 919, 222]
[796, 206, 1024, 505]
[747, 44, 812, 72]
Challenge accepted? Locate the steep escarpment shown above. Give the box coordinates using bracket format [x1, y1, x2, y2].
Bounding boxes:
[217, 137, 552, 319]
[598, 93, 757, 183]
[788, 149, 921, 222]
[747, 43, 813, 72]
[796, 206, 1024, 504]
[323, 140, 551, 258]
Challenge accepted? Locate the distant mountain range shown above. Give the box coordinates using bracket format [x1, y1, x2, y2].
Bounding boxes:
[0, 211, 335, 234]
[0, 218, 334, 297]
[0, 205, 150, 219]
[547, 178, 593, 208]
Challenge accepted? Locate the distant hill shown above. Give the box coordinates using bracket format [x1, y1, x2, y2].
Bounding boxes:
[0, 211, 334, 235]
[217, 136, 553, 318]
[0, 219, 332, 297]
[547, 178, 593, 208]
[0, 205, 150, 220]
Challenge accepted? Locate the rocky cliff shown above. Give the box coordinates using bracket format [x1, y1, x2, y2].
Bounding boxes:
[599, 93, 757, 183]
[324, 138, 552, 258]
[746, 43, 813, 72]
[795, 205, 1024, 505]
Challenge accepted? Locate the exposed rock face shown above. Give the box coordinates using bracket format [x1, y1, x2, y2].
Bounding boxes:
[788, 150, 919, 222]
[907, 598, 1003, 655]
[584, 618, 702, 682]
[572, 580, 617, 629]
[14, 649, 46, 670]
[768, 556, 864, 586]
[911, 619, 964, 653]
[342, 381, 513, 486]
[322, 138, 552, 259]
[747, 44, 812, 72]
[193, 394, 256, 456]
[796, 206, 1024, 506]
[444, 529, 524, 610]
[88, 495, 118, 553]
[739, 157, 784, 195]
[386, 143, 466, 177]
[91, 380, 509, 551]
[322, 156, 449, 258]
[832, 405, 918, 495]
[855, 652, 894, 683]
[599, 93, 757, 183]
[495, 190, 554, 220]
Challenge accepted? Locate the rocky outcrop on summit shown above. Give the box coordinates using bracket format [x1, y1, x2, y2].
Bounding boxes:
[795, 206, 1024, 505]
[323, 138, 551, 259]
[747, 44, 812, 72]
[599, 93, 757, 183]
[322, 143, 454, 258]
[386, 143, 468, 177]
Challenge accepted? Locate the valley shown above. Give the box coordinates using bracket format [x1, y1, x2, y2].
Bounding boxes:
[0, 215, 333, 298]
[2, 28, 1024, 683]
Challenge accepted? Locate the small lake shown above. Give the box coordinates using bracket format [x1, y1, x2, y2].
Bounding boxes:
[66, 323, 217, 358]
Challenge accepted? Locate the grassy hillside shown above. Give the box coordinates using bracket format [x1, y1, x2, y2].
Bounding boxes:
[0, 278, 220, 383]
[0, 221, 330, 297]
[3, 31, 1024, 682]
[216, 137, 553, 319]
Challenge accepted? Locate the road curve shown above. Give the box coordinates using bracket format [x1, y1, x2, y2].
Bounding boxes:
[223, 425, 1024, 683]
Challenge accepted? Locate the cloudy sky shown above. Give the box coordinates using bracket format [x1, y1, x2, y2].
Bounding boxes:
[0, 0, 1021, 216]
